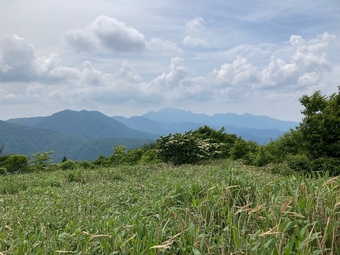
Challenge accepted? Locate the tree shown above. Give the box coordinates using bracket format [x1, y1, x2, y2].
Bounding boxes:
[192, 126, 237, 158]
[299, 88, 340, 159]
[156, 131, 222, 165]
[4, 154, 29, 173]
[109, 145, 126, 166]
[30, 151, 54, 171]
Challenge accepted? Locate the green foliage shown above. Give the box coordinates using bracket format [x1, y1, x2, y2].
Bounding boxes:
[61, 156, 68, 163]
[230, 138, 258, 164]
[4, 154, 29, 173]
[139, 149, 160, 164]
[310, 157, 340, 175]
[265, 130, 303, 163]
[286, 154, 310, 172]
[30, 150, 54, 171]
[0, 167, 7, 175]
[109, 145, 126, 166]
[78, 160, 95, 170]
[92, 154, 109, 166]
[253, 146, 274, 167]
[299, 88, 340, 159]
[192, 125, 237, 158]
[122, 148, 143, 165]
[156, 131, 222, 165]
[58, 160, 77, 170]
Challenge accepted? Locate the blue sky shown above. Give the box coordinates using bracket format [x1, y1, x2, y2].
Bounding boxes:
[0, 0, 339, 121]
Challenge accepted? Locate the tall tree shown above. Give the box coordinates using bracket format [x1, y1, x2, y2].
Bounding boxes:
[299, 87, 340, 159]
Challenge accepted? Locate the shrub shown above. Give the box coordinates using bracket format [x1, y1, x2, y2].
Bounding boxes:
[109, 145, 126, 166]
[4, 154, 29, 173]
[78, 161, 95, 170]
[310, 157, 340, 176]
[139, 149, 161, 164]
[30, 151, 54, 171]
[156, 131, 222, 165]
[253, 147, 274, 167]
[59, 160, 77, 170]
[0, 167, 7, 175]
[286, 154, 310, 172]
[93, 155, 109, 166]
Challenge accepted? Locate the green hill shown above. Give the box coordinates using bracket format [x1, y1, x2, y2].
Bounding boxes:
[0, 120, 152, 162]
[8, 110, 157, 140]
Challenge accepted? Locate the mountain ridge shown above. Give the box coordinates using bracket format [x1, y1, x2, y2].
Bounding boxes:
[0, 120, 152, 162]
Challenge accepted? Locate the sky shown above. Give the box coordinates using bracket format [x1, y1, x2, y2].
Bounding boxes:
[0, 0, 339, 122]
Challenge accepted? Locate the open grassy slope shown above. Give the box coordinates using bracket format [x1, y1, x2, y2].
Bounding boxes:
[0, 161, 339, 254]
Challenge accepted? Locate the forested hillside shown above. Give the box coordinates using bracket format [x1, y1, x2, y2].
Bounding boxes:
[0, 121, 152, 162]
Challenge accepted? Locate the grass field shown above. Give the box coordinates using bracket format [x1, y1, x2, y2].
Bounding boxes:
[0, 160, 339, 254]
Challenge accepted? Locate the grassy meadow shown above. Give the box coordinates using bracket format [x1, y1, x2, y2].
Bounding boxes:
[0, 160, 339, 254]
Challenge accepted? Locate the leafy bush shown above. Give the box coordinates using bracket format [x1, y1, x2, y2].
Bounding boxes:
[310, 157, 340, 176]
[30, 151, 54, 171]
[192, 126, 237, 158]
[156, 131, 222, 165]
[4, 154, 29, 173]
[253, 147, 274, 167]
[93, 155, 109, 166]
[230, 139, 258, 164]
[109, 145, 126, 166]
[286, 154, 310, 172]
[139, 149, 161, 164]
[122, 148, 143, 165]
[0, 167, 7, 175]
[78, 161, 95, 170]
[59, 160, 77, 170]
[299, 88, 340, 159]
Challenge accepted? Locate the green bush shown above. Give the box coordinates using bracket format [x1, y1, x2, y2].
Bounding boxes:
[93, 155, 109, 166]
[59, 160, 77, 170]
[253, 147, 270, 167]
[230, 139, 258, 165]
[4, 154, 29, 173]
[139, 149, 161, 164]
[156, 131, 222, 165]
[286, 154, 310, 172]
[78, 161, 95, 170]
[30, 151, 54, 171]
[310, 157, 340, 176]
[0, 167, 7, 175]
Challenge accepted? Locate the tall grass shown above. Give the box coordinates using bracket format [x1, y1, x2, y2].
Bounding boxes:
[0, 160, 339, 254]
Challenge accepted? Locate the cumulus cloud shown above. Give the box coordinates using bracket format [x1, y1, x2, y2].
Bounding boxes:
[148, 37, 183, 55]
[0, 32, 337, 112]
[64, 15, 147, 53]
[0, 34, 38, 81]
[260, 32, 333, 90]
[0, 34, 85, 83]
[182, 17, 208, 47]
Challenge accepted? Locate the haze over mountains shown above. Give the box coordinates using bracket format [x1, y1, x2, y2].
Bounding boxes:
[3, 108, 299, 162]
[113, 107, 299, 143]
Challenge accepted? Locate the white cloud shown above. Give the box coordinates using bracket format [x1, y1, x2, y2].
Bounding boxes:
[64, 15, 147, 53]
[0, 34, 38, 81]
[148, 37, 183, 55]
[0, 31, 338, 122]
[182, 17, 208, 47]
[260, 32, 333, 90]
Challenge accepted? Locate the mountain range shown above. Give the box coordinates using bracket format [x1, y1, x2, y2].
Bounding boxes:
[113, 107, 299, 143]
[3, 108, 300, 162]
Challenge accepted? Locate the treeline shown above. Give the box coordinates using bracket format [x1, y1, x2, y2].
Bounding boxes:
[1, 88, 339, 176]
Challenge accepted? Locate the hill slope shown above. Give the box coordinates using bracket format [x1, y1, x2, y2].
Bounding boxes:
[8, 110, 157, 140]
[0, 121, 152, 162]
